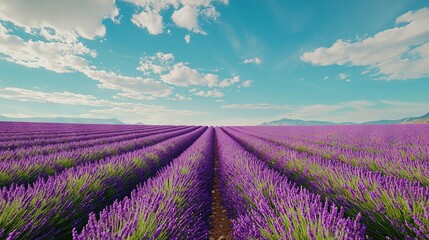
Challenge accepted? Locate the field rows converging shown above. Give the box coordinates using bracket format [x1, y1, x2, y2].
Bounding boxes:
[0, 125, 171, 151]
[0, 126, 206, 239]
[0, 122, 429, 239]
[74, 127, 215, 239]
[222, 127, 429, 239]
[214, 128, 365, 239]
[0, 126, 198, 187]
[0, 122, 151, 140]
[232, 126, 429, 184]
[0, 125, 187, 161]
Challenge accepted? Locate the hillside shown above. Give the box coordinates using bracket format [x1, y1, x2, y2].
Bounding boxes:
[364, 112, 429, 124]
[261, 112, 429, 126]
[260, 118, 341, 126]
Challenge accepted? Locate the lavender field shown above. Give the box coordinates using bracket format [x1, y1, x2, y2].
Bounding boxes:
[0, 122, 428, 239]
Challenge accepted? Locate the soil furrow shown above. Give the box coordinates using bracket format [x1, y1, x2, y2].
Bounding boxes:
[209, 132, 233, 240]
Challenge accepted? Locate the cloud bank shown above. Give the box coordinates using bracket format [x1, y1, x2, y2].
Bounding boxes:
[301, 8, 429, 80]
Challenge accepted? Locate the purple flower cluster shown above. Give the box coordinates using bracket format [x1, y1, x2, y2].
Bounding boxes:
[74, 127, 214, 239]
[224, 126, 429, 239]
[0, 127, 206, 239]
[215, 128, 365, 239]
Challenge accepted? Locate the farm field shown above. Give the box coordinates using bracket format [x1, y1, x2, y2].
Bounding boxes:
[0, 122, 428, 239]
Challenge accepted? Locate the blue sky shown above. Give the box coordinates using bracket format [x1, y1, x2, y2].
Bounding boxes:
[0, 0, 428, 125]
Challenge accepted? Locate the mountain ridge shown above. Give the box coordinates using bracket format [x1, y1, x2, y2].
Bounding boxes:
[260, 112, 429, 126]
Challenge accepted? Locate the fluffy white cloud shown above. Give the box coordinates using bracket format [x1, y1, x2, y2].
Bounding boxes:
[125, 0, 180, 11]
[172, 5, 203, 33]
[243, 57, 262, 64]
[185, 34, 191, 43]
[0, 0, 119, 42]
[137, 51, 174, 75]
[203, 74, 219, 87]
[82, 69, 173, 99]
[160, 62, 218, 87]
[0, 26, 176, 100]
[127, 0, 227, 35]
[338, 73, 348, 80]
[217, 76, 253, 88]
[219, 76, 240, 87]
[138, 62, 164, 75]
[301, 8, 429, 80]
[0, 24, 94, 73]
[131, 11, 164, 35]
[181, 0, 212, 6]
[0, 2, 176, 101]
[0, 23, 176, 100]
[137, 52, 250, 92]
[201, 5, 220, 20]
[0, 0, 118, 72]
[170, 93, 192, 100]
[156, 52, 175, 61]
[0, 1, 250, 104]
[194, 89, 224, 97]
[241, 80, 253, 87]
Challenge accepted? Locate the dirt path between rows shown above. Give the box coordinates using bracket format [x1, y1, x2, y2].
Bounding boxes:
[209, 134, 233, 240]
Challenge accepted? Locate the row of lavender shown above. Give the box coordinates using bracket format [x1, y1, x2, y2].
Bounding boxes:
[0, 122, 154, 143]
[223, 126, 429, 239]
[0, 122, 202, 238]
[0, 124, 164, 150]
[74, 127, 215, 239]
[0, 126, 184, 161]
[214, 128, 365, 239]
[0, 123, 206, 239]
[0, 126, 197, 187]
[235, 125, 429, 185]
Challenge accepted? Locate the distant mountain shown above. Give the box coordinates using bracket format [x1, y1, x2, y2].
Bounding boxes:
[260, 112, 429, 126]
[260, 118, 349, 126]
[0, 116, 124, 124]
[363, 112, 429, 125]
